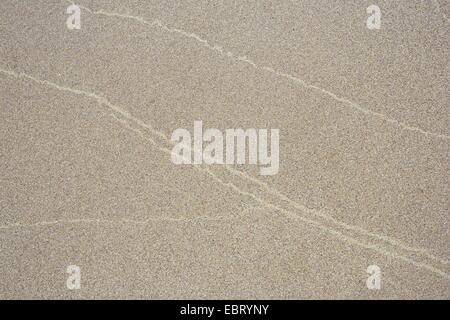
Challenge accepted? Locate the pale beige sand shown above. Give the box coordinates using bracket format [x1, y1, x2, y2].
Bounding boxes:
[0, 0, 448, 299]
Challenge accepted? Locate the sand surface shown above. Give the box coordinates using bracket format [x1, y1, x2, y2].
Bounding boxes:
[0, 0, 449, 299]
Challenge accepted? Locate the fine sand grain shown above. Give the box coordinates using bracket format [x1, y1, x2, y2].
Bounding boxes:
[0, 0, 448, 299]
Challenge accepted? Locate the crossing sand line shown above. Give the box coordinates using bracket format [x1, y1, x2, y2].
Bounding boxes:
[105, 88, 450, 267]
[110, 117, 450, 279]
[223, 165, 450, 266]
[1, 67, 448, 279]
[72, 2, 449, 140]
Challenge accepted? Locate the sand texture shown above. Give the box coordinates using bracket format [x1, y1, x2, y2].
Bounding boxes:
[0, 0, 449, 299]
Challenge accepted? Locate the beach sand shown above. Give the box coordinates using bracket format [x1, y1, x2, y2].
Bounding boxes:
[0, 0, 448, 299]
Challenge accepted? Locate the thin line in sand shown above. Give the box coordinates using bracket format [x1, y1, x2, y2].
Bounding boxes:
[71, 1, 449, 140]
[0, 215, 239, 230]
[1, 68, 448, 280]
[66, 1, 449, 265]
